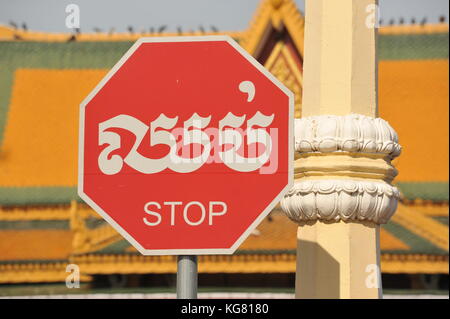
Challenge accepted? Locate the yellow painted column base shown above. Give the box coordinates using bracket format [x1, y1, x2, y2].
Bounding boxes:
[296, 221, 382, 299]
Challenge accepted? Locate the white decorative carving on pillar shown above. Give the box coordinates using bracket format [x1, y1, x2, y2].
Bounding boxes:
[281, 114, 401, 226]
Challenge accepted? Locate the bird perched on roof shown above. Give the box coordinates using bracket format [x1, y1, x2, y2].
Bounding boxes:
[9, 21, 17, 29]
[158, 25, 167, 33]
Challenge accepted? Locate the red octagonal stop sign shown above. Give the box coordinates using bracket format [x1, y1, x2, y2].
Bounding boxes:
[78, 36, 293, 255]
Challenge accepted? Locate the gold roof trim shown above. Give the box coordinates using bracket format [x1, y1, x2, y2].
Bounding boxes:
[0, 206, 70, 221]
[66, 253, 449, 275]
[70, 201, 122, 255]
[379, 23, 449, 35]
[381, 254, 449, 274]
[0, 25, 244, 42]
[264, 41, 303, 117]
[0, 253, 446, 284]
[0, 262, 92, 283]
[240, 0, 305, 57]
[278, 0, 305, 55]
[0, 202, 102, 221]
[405, 203, 449, 217]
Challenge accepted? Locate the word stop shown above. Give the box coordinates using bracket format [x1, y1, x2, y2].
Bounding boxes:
[143, 201, 227, 226]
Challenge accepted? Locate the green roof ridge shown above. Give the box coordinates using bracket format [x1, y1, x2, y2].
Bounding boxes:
[378, 33, 449, 60]
[382, 220, 448, 255]
[0, 219, 69, 230]
[1, 182, 448, 205]
[396, 182, 449, 202]
[0, 186, 80, 205]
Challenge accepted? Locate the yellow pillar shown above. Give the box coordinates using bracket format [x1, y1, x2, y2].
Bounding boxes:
[281, 0, 401, 298]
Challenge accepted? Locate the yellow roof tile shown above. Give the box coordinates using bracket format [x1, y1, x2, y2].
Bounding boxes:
[0, 69, 106, 186]
[379, 60, 449, 182]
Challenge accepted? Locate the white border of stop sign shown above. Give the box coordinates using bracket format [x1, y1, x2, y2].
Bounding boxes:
[78, 36, 294, 256]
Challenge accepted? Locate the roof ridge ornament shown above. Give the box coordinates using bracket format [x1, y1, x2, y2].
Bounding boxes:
[270, 0, 285, 10]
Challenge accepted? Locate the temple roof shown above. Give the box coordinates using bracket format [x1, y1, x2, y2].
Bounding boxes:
[0, 203, 448, 279]
[0, 26, 448, 203]
[0, 0, 448, 281]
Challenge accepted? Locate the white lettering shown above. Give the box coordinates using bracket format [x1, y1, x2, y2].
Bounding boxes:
[143, 201, 227, 226]
[143, 202, 162, 226]
[164, 201, 182, 226]
[209, 201, 227, 225]
[98, 112, 275, 175]
[183, 201, 206, 226]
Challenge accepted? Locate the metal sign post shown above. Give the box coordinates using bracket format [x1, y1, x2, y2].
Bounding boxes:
[177, 255, 198, 299]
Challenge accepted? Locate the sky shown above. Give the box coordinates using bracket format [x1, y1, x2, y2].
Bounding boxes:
[0, 0, 448, 33]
